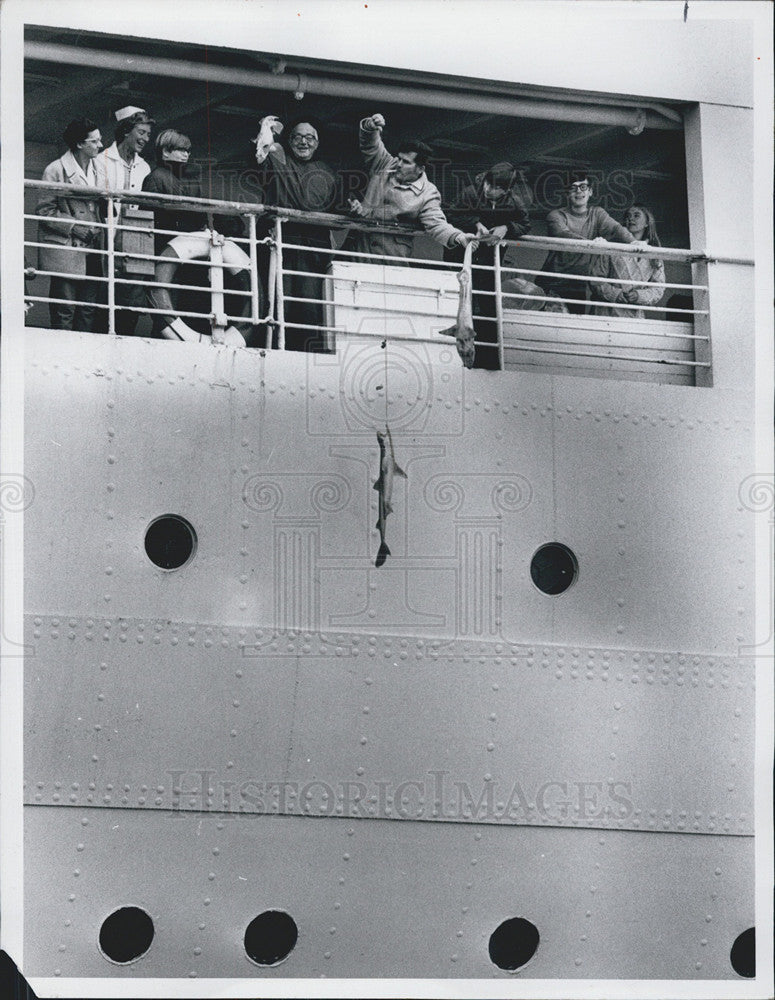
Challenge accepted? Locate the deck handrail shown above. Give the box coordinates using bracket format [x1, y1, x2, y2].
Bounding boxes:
[24, 178, 751, 267]
[23, 178, 714, 380]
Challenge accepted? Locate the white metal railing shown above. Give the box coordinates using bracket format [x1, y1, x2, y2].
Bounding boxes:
[23, 179, 734, 378]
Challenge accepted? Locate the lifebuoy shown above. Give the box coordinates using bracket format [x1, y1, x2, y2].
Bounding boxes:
[149, 230, 252, 346]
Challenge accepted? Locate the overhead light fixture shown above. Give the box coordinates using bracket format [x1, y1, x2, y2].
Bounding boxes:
[106, 84, 157, 100]
[626, 109, 647, 136]
[429, 138, 490, 152]
[213, 105, 257, 117]
[24, 72, 61, 87]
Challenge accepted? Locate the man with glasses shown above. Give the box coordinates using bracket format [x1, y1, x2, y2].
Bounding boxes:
[253, 114, 338, 350]
[542, 171, 636, 314]
[36, 117, 104, 331]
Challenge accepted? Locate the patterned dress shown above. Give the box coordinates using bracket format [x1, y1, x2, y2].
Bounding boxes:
[589, 250, 666, 318]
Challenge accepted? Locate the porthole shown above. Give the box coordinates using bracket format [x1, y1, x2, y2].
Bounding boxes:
[144, 514, 197, 570]
[99, 906, 154, 964]
[244, 910, 298, 967]
[730, 926, 755, 978]
[530, 542, 578, 595]
[488, 916, 540, 972]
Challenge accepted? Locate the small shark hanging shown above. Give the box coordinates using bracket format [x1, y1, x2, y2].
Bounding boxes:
[441, 240, 476, 369]
[373, 427, 407, 567]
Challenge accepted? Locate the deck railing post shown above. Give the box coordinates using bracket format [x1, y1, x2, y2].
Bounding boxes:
[106, 196, 116, 336]
[266, 229, 277, 350]
[494, 241, 505, 371]
[248, 212, 260, 325]
[691, 258, 713, 388]
[209, 229, 227, 340]
[274, 216, 285, 351]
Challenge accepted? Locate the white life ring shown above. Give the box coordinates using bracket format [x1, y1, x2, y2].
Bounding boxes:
[153, 230, 250, 347]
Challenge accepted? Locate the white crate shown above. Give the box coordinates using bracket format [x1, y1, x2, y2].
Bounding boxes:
[325, 260, 459, 341]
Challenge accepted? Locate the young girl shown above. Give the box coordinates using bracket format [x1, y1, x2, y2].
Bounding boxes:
[589, 205, 666, 318]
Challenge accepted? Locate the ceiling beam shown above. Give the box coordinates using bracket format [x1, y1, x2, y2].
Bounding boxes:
[25, 41, 681, 131]
[25, 70, 122, 125]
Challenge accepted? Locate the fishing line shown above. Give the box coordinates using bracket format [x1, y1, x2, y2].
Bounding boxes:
[383, 331, 389, 431]
[379, 239, 390, 433]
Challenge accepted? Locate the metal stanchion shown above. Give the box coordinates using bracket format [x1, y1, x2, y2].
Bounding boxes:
[106, 196, 116, 335]
[274, 217, 285, 351]
[494, 242, 505, 371]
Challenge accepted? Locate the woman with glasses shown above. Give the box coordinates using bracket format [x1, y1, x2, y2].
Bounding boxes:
[541, 171, 637, 314]
[36, 117, 104, 331]
[589, 205, 665, 318]
[253, 114, 338, 351]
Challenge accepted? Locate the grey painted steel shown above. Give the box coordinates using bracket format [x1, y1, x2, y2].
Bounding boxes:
[24, 806, 753, 980]
[24, 42, 680, 130]
[24, 617, 754, 836]
[25, 333, 754, 655]
[22, 329, 757, 984]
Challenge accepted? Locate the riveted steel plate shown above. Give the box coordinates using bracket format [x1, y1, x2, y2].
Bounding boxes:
[24, 617, 755, 835]
[24, 805, 753, 981]
[25, 332, 754, 654]
[20, 328, 760, 992]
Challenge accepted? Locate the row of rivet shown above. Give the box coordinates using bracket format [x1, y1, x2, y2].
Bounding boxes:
[451, 828, 483, 964]
[614, 442, 628, 636]
[694, 865, 727, 972]
[53, 814, 94, 976]
[238, 409, 251, 613]
[322, 825, 357, 963]
[26, 618, 754, 674]
[29, 361, 754, 430]
[27, 640, 754, 691]
[24, 787, 752, 840]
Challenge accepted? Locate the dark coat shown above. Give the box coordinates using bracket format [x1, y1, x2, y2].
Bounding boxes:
[142, 162, 245, 250]
[141, 163, 207, 252]
[256, 145, 338, 247]
[448, 172, 531, 242]
[445, 170, 531, 270]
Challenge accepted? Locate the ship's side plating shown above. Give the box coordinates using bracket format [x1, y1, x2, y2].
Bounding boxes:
[2, 1, 766, 991]
[22, 280, 756, 980]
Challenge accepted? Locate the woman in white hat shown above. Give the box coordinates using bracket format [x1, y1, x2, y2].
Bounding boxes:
[94, 107, 156, 333]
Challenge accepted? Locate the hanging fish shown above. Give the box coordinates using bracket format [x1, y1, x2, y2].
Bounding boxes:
[373, 427, 407, 567]
[441, 240, 476, 369]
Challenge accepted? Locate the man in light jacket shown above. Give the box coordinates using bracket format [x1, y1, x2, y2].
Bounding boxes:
[349, 113, 475, 259]
[37, 117, 104, 331]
